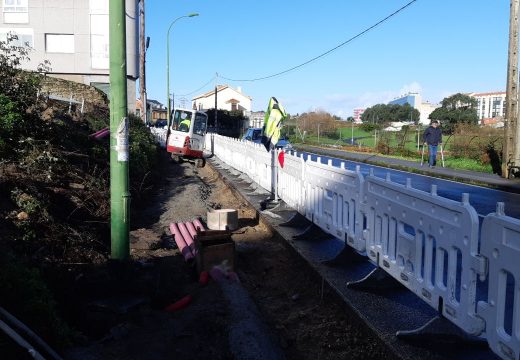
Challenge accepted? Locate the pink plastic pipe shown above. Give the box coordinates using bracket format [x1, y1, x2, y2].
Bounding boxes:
[192, 219, 205, 232]
[94, 128, 110, 139]
[178, 222, 195, 254]
[185, 222, 198, 239]
[169, 223, 194, 261]
[90, 127, 109, 137]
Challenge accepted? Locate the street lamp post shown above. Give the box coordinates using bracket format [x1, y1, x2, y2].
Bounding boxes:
[166, 12, 199, 128]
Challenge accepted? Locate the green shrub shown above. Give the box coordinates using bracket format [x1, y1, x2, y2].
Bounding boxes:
[0, 33, 48, 113]
[0, 94, 22, 132]
[448, 124, 503, 164]
[0, 95, 23, 157]
[360, 123, 381, 132]
[85, 112, 109, 132]
[0, 34, 52, 161]
[128, 114, 158, 196]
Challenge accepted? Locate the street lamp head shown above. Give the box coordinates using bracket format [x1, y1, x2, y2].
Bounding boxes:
[166, 12, 200, 126]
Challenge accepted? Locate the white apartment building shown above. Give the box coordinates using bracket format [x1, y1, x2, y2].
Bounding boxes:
[418, 101, 439, 124]
[388, 92, 440, 125]
[0, 0, 139, 112]
[192, 85, 252, 113]
[468, 92, 506, 120]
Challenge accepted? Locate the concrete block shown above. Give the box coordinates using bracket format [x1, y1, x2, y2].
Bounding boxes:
[207, 209, 238, 231]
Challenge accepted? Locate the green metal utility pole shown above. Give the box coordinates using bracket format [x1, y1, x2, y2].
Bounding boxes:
[109, 0, 130, 260]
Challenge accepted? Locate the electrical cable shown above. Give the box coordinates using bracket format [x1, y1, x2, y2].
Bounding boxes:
[220, 0, 417, 82]
[176, 75, 217, 97]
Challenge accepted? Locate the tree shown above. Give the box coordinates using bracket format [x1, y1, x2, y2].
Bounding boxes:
[361, 104, 383, 124]
[361, 103, 420, 124]
[429, 93, 478, 133]
[346, 116, 354, 122]
[0, 33, 50, 157]
[0, 33, 49, 112]
[296, 110, 337, 136]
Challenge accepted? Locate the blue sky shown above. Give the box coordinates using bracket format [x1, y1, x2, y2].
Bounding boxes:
[143, 0, 510, 118]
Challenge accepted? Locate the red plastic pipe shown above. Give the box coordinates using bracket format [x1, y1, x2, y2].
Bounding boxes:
[199, 271, 209, 286]
[164, 295, 192, 312]
[169, 223, 194, 261]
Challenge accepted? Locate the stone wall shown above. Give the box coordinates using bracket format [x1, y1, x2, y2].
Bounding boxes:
[40, 75, 109, 113]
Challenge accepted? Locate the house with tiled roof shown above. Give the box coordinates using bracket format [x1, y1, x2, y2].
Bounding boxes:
[192, 85, 252, 112]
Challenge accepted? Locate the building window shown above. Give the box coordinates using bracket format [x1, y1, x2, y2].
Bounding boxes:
[45, 34, 74, 53]
[0, 28, 33, 47]
[3, 0, 28, 23]
[3, 0, 27, 12]
[90, 14, 109, 69]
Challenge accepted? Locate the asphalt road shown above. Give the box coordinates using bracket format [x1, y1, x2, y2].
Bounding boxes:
[294, 145, 520, 219]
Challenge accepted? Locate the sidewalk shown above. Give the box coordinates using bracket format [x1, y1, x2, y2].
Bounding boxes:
[296, 145, 520, 194]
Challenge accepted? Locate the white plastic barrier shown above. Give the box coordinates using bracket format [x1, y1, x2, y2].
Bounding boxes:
[212, 134, 223, 159]
[206, 134, 520, 360]
[253, 142, 273, 192]
[479, 203, 520, 360]
[222, 138, 234, 167]
[228, 138, 242, 172]
[363, 173, 485, 336]
[150, 127, 167, 148]
[304, 157, 365, 251]
[232, 139, 247, 174]
[244, 142, 258, 183]
[204, 132, 213, 153]
[277, 151, 306, 214]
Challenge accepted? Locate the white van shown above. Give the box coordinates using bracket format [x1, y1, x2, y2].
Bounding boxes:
[166, 108, 208, 167]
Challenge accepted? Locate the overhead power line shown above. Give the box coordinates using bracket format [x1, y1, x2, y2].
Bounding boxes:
[176, 75, 217, 97]
[220, 0, 417, 82]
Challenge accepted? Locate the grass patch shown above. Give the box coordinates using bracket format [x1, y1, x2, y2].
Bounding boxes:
[443, 157, 493, 172]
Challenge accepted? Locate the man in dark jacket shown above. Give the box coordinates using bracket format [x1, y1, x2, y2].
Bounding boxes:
[422, 120, 442, 168]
